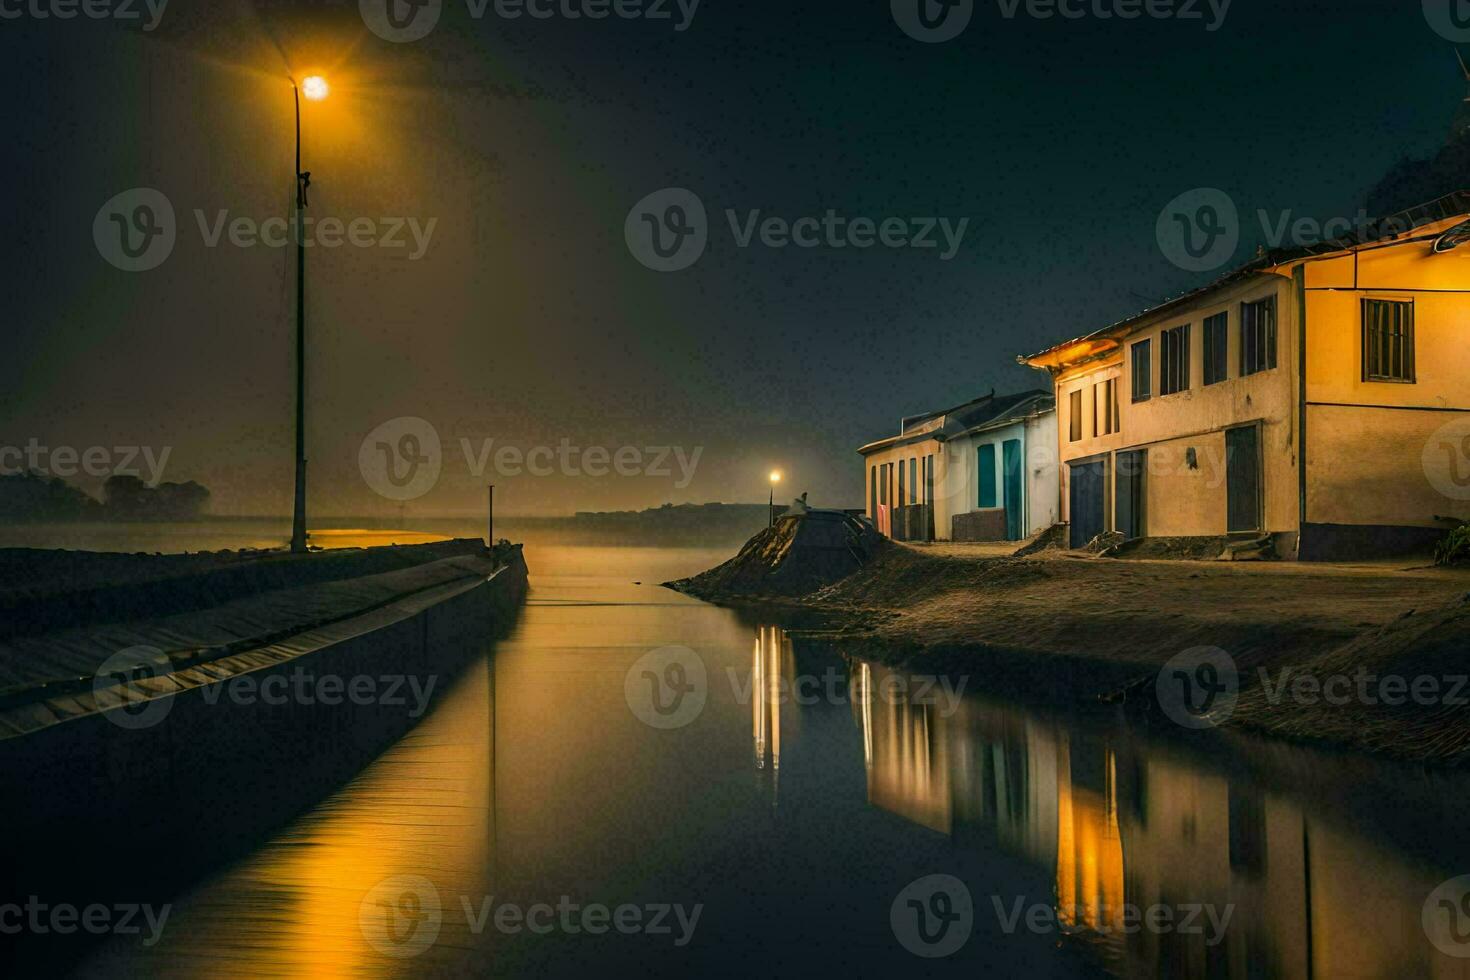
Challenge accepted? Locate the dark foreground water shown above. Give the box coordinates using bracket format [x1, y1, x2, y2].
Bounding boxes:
[68, 545, 1470, 978]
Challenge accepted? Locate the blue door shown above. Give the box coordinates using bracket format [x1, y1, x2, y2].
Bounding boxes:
[1002, 439, 1023, 541]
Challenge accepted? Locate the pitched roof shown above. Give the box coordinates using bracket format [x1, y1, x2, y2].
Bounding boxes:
[1019, 190, 1470, 372]
[858, 388, 1053, 455]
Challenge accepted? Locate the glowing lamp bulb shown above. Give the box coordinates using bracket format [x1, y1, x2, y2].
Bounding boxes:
[769, 471, 782, 484]
[301, 76, 329, 101]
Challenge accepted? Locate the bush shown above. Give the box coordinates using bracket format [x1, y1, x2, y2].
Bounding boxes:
[1436, 523, 1470, 566]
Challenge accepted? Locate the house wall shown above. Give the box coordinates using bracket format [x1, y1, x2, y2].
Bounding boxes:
[1053, 275, 1300, 542]
[1295, 230, 1470, 556]
[940, 411, 1059, 541]
[862, 437, 943, 539]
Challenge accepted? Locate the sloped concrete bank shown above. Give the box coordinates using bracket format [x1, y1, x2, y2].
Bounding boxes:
[0, 542, 527, 969]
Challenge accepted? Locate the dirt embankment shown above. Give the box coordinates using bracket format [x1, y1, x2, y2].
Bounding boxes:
[674, 526, 1470, 764]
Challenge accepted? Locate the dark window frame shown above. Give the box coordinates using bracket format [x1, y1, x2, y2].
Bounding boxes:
[1240, 296, 1278, 377]
[1131, 340, 1152, 403]
[1362, 298, 1416, 383]
[1203, 312, 1229, 385]
[1159, 324, 1191, 396]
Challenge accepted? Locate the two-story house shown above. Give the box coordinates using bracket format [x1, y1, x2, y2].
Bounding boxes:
[1021, 192, 1470, 559]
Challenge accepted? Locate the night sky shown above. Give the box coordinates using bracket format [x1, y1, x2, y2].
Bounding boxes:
[0, 0, 1462, 516]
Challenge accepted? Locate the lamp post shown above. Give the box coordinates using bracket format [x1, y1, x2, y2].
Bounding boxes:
[289, 75, 328, 553]
[768, 470, 782, 527]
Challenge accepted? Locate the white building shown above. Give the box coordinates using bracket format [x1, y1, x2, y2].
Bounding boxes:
[859, 390, 1058, 543]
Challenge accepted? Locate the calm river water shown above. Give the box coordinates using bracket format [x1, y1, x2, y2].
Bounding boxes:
[67, 544, 1470, 978]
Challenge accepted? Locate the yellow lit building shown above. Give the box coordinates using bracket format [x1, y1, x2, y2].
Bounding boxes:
[1022, 192, 1470, 559]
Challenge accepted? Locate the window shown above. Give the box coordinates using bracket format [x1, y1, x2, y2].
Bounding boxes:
[1203, 312, 1228, 385]
[1069, 389, 1083, 441]
[978, 444, 997, 508]
[1160, 324, 1190, 395]
[1240, 297, 1277, 376]
[1362, 299, 1415, 383]
[1093, 379, 1118, 436]
[909, 458, 918, 504]
[870, 466, 878, 517]
[897, 461, 904, 507]
[1131, 340, 1152, 402]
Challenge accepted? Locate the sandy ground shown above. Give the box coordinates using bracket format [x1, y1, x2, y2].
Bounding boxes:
[686, 537, 1470, 763]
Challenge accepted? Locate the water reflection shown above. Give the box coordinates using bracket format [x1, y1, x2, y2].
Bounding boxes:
[849, 655, 1469, 978]
[751, 625, 796, 805]
[68, 565, 1470, 979]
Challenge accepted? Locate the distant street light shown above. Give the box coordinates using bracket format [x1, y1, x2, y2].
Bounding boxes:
[768, 470, 782, 528]
[289, 75, 327, 553]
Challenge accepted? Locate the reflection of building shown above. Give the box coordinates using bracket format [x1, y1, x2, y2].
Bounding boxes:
[752, 626, 796, 805]
[852, 659, 1464, 978]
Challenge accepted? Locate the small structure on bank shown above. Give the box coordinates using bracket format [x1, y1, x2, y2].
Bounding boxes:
[666, 509, 885, 599]
[857, 389, 1058, 545]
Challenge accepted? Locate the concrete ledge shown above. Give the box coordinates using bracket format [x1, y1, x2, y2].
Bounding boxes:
[1300, 522, 1448, 561]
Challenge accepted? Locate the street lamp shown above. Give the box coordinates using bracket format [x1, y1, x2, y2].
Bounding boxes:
[289, 75, 327, 553]
[768, 470, 782, 528]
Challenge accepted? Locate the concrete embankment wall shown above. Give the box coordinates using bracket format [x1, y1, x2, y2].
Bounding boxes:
[0, 546, 528, 955]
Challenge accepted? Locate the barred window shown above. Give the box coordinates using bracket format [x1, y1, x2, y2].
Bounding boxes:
[1160, 324, 1191, 395]
[1362, 299, 1415, 383]
[1240, 297, 1277, 376]
[1131, 340, 1152, 403]
[1203, 312, 1229, 385]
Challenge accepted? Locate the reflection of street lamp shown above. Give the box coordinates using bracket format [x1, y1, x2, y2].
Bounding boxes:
[289, 75, 328, 553]
[768, 470, 782, 527]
